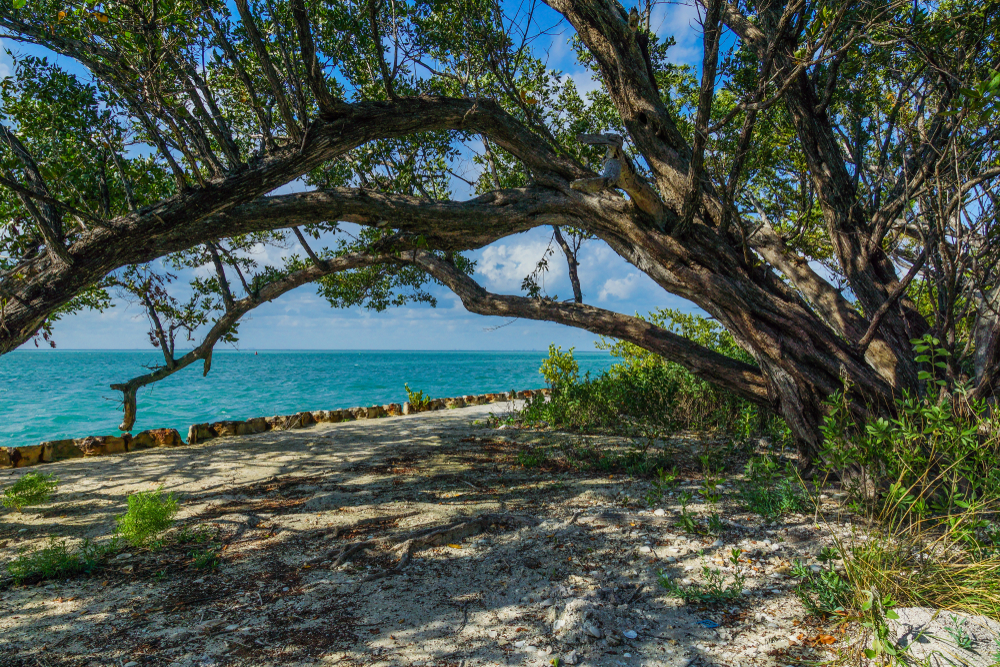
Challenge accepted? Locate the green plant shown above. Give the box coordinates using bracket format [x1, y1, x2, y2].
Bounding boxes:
[738, 455, 809, 520]
[174, 524, 214, 545]
[659, 565, 746, 605]
[116, 488, 179, 549]
[707, 512, 725, 534]
[190, 548, 221, 570]
[517, 447, 548, 468]
[676, 491, 698, 534]
[539, 344, 579, 391]
[404, 383, 432, 411]
[6, 537, 110, 585]
[943, 614, 974, 650]
[2, 472, 59, 511]
[991, 637, 1000, 665]
[791, 559, 853, 617]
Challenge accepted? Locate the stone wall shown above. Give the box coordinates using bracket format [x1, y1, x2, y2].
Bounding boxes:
[1, 388, 550, 469]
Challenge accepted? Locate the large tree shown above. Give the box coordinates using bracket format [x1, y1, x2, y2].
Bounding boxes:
[0, 0, 998, 458]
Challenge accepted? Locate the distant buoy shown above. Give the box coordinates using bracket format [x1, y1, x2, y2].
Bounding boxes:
[255, 352, 258, 356]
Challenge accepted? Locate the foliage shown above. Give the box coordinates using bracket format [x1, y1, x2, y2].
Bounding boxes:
[737, 455, 810, 521]
[524, 311, 787, 437]
[404, 383, 432, 411]
[190, 548, 221, 570]
[6, 537, 112, 586]
[115, 488, 179, 549]
[2, 472, 59, 511]
[659, 549, 746, 605]
[538, 344, 579, 392]
[791, 551, 853, 617]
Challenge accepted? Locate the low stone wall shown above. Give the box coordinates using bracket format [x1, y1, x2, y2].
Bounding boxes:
[1, 388, 549, 469]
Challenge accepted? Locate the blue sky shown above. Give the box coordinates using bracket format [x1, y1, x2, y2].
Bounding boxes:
[4, 0, 709, 352]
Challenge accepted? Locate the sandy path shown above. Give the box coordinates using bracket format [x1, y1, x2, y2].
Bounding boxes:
[1, 403, 849, 667]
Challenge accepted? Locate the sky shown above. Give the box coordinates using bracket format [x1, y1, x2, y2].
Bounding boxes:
[4, 0, 710, 352]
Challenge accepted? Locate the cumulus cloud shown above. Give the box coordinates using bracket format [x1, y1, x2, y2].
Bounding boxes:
[598, 272, 641, 302]
[0, 40, 12, 81]
[476, 240, 563, 293]
[650, 0, 703, 66]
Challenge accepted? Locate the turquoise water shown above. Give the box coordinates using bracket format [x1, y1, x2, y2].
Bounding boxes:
[0, 350, 614, 447]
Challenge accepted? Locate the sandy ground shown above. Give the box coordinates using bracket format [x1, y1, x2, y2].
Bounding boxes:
[1, 402, 856, 667]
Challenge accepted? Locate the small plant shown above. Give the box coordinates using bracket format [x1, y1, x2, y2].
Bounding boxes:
[190, 548, 221, 570]
[517, 447, 548, 468]
[404, 383, 432, 411]
[738, 456, 809, 520]
[116, 487, 178, 549]
[659, 565, 746, 605]
[791, 558, 853, 617]
[943, 614, 974, 650]
[676, 490, 698, 534]
[707, 512, 725, 534]
[6, 537, 109, 585]
[992, 637, 1000, 665]
[174, 524, 214, 545]
[2, 472, 59, 511]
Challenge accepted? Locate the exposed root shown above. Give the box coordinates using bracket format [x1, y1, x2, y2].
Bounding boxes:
[315, 513, 539, 583]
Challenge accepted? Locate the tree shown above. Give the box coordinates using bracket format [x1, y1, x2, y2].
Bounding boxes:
[0, 0, 998, 461]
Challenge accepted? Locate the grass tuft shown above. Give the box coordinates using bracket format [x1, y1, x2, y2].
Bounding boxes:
[2, 472, 59, 511]
[116, 487, 179, 549]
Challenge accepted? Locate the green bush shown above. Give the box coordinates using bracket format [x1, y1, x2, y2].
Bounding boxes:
[737, 455, 810, 520]
[2, 472, 59, 511]
[404, 383, 432, 411]
[116, 488, 179, 549]
[6, 537, 110, 586]
[523, 310, 787, 437]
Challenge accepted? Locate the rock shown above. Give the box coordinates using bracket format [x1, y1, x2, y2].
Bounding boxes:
[349, 407, 368, 420]
[889, 608, 1000, 667]
[210, 421, 243, 437]
[385, 403, 402, 416]
[584, 623, 602, 639]
[190, 423, 214, 443]
[402, 402, 413, 415]
[131, 428, 184, 450]
[711, 539, 724, 548]
[653, 508, 666, 516]
[367, 406, 386, 419]
[311, 410, 330, 423]
[563, 650, 581, 665]
[294, 411, 315, 427]
[123, 662, 138, 667]
[40, 439, 83, 461]
[639, 546, 652, 554]
[0, 448, 11, 468]
[327, 409, 345, 423]
[622, 629, 638, 639]
[245, 417, 269, 433]
[10, 444, 46, 467]
[75, 435, 130, 457]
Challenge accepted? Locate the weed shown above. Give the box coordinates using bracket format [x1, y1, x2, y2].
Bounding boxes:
[174, 524, 214, 545]
[943, 614, 974, 650]
[659, 565, 746, 605]
[707, 513, 725, 534]
[738, 455, 809, 520]
[404, 383, 432, 411]
[6, 537, 110, 585]
[116, 487, 178, 549]
[2, 472, 58, 511]
[517, 448, 548, 468]
[676, 491, 699, 534]
[992, 637, 1000, 665]
[190, 548, 221, 570]
[791, 558, 853, 617]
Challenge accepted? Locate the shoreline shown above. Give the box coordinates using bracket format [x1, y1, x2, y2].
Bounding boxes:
[1, 387, 550, 470]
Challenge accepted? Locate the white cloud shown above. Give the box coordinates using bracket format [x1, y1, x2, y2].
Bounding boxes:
[0, 39, 13, 80]
[598, 272, 640, 302]
[476, 239, 564, 293]
[650, 0, 703, 66]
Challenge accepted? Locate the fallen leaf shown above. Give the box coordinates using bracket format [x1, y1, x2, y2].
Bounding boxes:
[447, 544, 462, 549]
[819, 634, 837, 645]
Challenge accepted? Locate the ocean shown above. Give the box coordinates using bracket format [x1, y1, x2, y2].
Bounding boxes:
[0, 350, 615, 447]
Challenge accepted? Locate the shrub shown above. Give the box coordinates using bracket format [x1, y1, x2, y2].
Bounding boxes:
[539, 344, 579, 391]
[737, 455, 810, 520]
[522, 310, 787, 438]
[6, 537, 109, 586]
[116, 488, 179, 549]
[2, 472, 59, 511]
[404, 383, 432, 411]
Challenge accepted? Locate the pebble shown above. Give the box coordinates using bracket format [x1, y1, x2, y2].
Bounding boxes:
[514, 640, 526, 648]
[665, 556, 677, 563]
[540, 598, 554, 607]
[653, 509, 666, 516]
[639, 546, 652, 554]
[124, 663, 138, 667]
[585, 623, 602, 638]
[623, 629, 638, 639]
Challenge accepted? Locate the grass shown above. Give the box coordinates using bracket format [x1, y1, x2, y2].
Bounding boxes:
[116, 487, 179, 549]
[6, 538, 113, 586]
[659, 549, 747, 605]
[2, 472, 59, 511]
[737, 455, 810, 520]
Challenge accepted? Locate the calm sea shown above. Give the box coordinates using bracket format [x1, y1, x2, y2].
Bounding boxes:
[0, 350, 614, 447]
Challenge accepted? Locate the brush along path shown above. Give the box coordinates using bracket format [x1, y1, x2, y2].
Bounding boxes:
[2, 402, 865, 667]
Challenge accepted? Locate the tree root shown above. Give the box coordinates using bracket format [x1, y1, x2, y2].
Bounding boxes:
[313, 513, 539, 583]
